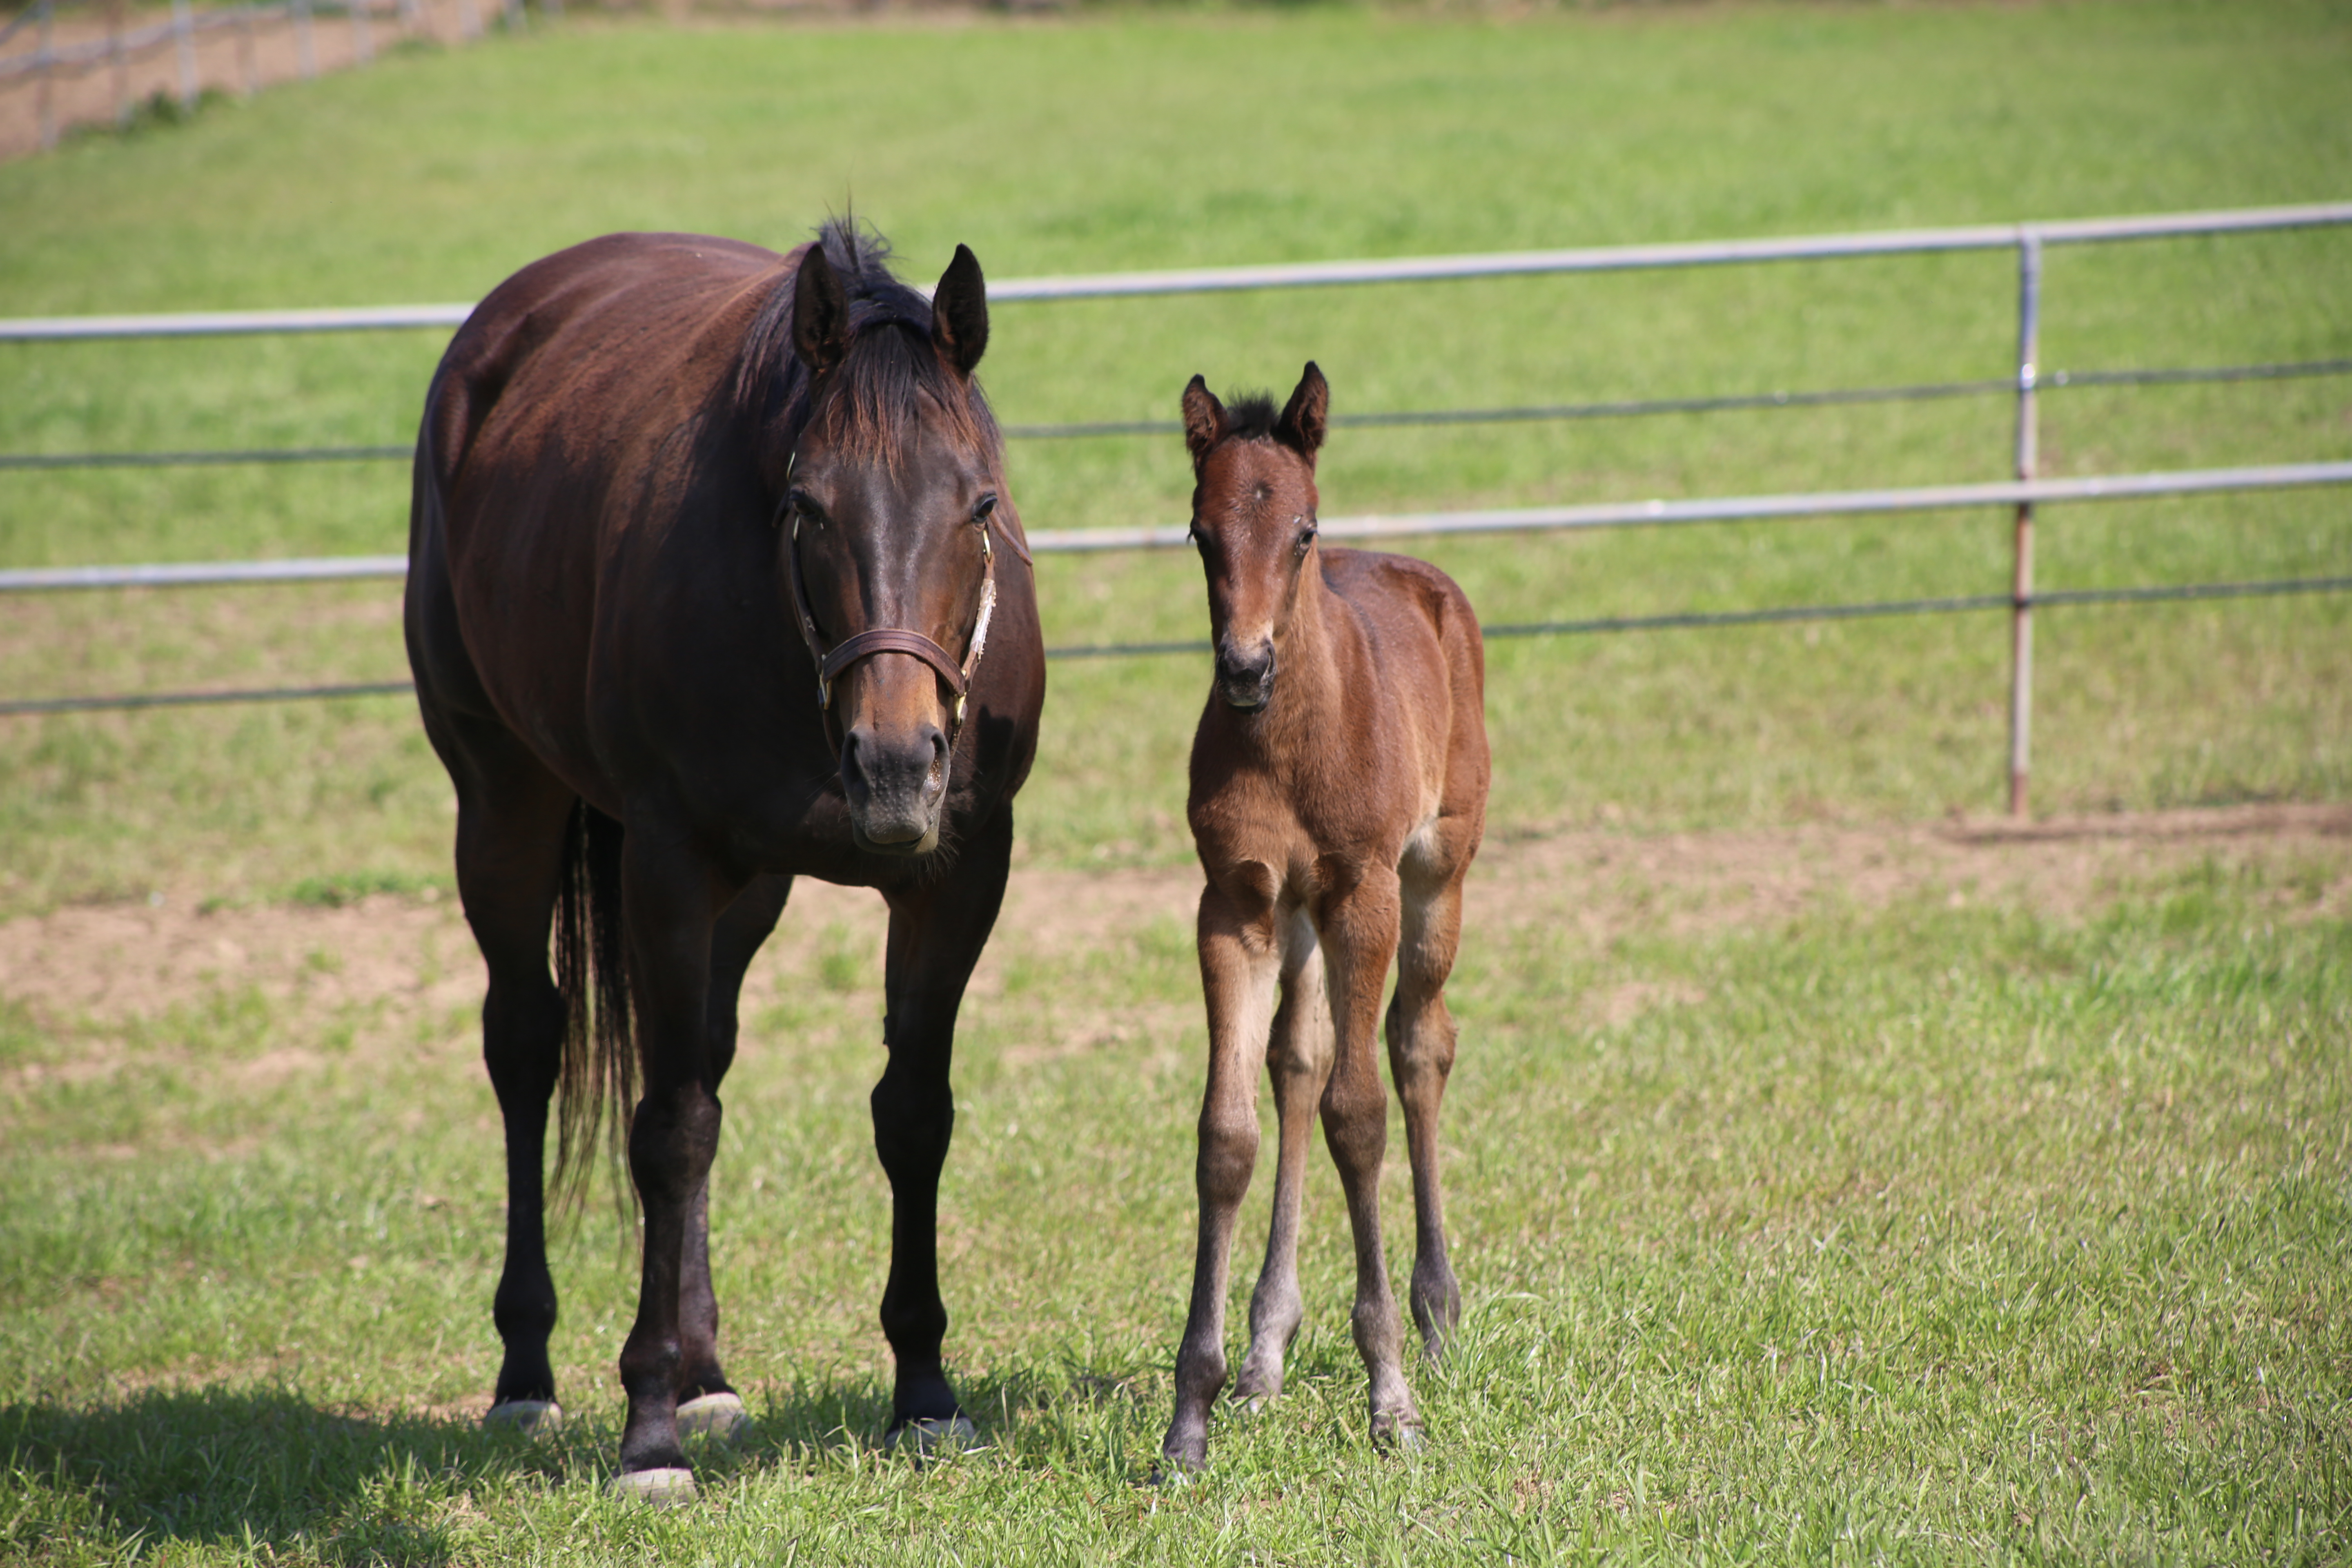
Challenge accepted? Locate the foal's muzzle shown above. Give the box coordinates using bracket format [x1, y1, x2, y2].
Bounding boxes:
[841, 720, 950, 856]
[1215, 639, 1276, 711]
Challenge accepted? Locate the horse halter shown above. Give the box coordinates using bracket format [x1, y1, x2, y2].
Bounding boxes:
[774, 452, 1020, 751]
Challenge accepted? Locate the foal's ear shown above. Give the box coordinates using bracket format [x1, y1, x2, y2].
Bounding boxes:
[1276, 361, 1329, 461]
[931, 244, 989, 377]
[792, 243, 851, 375]
[1181, 374, 1227, 467]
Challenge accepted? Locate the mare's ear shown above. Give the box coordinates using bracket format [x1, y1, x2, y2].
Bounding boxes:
[792, 243, 851, 375]
[1276, 361, 1329, 461]
[1181, 374, 1227, 467]
[931, 244, 989, 376]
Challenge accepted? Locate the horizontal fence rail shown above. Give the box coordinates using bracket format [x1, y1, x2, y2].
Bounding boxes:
[7, 201, 2348, 814]
[8, 576, 2346, 718]
[7, 460, 2350, 593]
[9, 357, 2347, 471]
[5, 202, 2350, 342]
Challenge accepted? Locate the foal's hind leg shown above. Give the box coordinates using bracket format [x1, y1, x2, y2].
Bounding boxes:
[673, 873, 791, 1442]
[439, 722, 578, 1430]
[1233, 908, 1333, 1409]
[1388, 836, 1473, 1359]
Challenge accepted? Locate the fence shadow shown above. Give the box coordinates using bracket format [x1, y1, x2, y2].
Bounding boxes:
[0, 1385, 559, 1564]
[0, 1362, 1163, 1554]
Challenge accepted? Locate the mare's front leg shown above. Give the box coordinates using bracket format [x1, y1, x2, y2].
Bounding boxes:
[673, 873, 792, 1443]
[1161, 867, 1281, 1474]
[613, 828, 738, 1497]
[1319, 862, 1419, 1448]
[873, 813, 1013, 1450]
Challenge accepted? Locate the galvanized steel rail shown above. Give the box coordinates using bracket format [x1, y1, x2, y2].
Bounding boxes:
[7, 461, 2349, 594]
[6, 200, 2349, 816]
[4, 201, 2349, 341]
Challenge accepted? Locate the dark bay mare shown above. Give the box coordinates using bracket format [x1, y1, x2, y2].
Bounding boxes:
[404, 221, 1044, 1500]
[1162, 364, 1488, 1474]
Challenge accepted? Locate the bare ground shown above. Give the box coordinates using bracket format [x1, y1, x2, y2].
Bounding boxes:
[2, 804, 2343, 1056]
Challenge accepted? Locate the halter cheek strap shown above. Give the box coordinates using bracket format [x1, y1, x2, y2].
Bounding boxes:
[777, 485, 1002, 747]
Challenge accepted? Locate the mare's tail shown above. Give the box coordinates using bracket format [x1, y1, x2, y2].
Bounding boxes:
[550, 800, 636, 1214]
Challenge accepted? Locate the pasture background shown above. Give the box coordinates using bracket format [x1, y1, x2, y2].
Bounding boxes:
[2, 0, 2349, 1561]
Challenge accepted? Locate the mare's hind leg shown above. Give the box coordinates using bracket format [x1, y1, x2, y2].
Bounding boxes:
[873, 814, 1013, 1450]
[436, 716, 578, 1430]
[1317, 863, 1419, 1447]
[674, 873, 791, 1442]
[1388, 829, 1475, 1359]
[1233, 907, 1334, 1408]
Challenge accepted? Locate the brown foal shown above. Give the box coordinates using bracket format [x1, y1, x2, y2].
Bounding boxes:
[1161, 363, 1490, 1473]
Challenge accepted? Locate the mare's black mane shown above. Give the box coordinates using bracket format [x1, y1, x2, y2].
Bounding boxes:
[735, 219, 997, 459]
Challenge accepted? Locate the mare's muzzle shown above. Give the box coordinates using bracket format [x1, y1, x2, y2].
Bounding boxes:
[1215, 637, 1276, 711]
[840, 712, 950, 856]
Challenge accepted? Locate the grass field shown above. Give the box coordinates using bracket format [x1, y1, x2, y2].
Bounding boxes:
[2, 0, 2350, 1561]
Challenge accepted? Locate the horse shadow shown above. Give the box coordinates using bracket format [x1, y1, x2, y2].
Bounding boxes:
[0, 1365, 1161, 1557]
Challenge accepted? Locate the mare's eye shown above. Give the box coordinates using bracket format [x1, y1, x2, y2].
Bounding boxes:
[789, 491, 825, 529]
[973, 494, 998, 525]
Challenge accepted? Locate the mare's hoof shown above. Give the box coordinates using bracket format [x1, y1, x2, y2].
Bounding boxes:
[483, 1399, 563, 1436]
[676, 1391, 748, 1443]
[886, 1414, 979, 1459]
[609, 1466, 697, 1506]
[1370, 1415, 1427, 1454]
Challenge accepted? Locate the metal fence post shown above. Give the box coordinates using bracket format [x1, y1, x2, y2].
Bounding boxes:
[109, 0, 129, 126]
[295, 0, 316, 79]
[173, 0, 198, 111]
[2007, 228, 2043, 818]
[352, 0, 374, 65]
[35, 0, 56, 151]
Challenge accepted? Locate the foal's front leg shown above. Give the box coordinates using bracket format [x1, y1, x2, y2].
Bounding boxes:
[613, 834, 734, 1498]
[1319, 864, 1419, 1447]
[1162, 874, 1281, 1474]
[1234, 913, 1333, 1408]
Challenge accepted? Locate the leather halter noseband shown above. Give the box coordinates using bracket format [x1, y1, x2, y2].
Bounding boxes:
[774, 453, 1020, 749]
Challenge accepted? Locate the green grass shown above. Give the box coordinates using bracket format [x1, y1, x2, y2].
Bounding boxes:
[0, 0, 2349, 910]
[0, 7, 2349, 1559]
[2, 860, 2346, 1561]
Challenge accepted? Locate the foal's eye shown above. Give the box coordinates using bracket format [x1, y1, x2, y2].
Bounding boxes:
[1294, 522, 1317, 557]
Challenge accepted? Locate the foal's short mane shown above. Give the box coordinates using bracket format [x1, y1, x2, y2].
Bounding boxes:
[735, 219, 998, 466]
[1216, 392, 1284, 445]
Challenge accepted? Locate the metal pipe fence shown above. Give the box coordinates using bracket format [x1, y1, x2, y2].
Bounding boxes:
[5, 202, 2350, 814]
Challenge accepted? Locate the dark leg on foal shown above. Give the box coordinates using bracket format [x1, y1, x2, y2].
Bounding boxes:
[873, 816, 1012, 1448]
[1388, 855, 1470, 1359]
[1234, 913, 1333, 1409]
[1161, 879, 1280, 1474]
[675, 874, 791, 1421]
[443, 732, 577, 1426]
[1319, 866, 1419, 1447]
[614, 831, 737, 1483]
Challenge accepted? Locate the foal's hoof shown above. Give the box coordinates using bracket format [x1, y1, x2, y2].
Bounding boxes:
[483, 1399, 563, 1436]
[886, 1414, 979, 1460]
[676, 1391, 749, 1443]
[1370, 1415, 1427, 1455]
[609, 1466, 698, 1506]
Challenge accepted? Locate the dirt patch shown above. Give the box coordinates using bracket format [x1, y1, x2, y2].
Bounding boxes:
[2, 804, 2344, 1046]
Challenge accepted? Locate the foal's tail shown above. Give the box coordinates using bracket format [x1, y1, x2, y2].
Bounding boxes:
[550, 800, 636, 1215]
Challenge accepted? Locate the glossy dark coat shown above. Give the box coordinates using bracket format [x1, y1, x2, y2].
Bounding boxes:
[405, 222, 1043, 1492]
